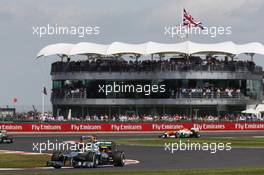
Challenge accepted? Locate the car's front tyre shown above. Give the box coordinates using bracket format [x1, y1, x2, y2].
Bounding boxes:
[113, 151, 125, 167]
[87, 152, 99, 168]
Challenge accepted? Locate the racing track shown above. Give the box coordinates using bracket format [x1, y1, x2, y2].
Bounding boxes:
[0, 132, 263, 173]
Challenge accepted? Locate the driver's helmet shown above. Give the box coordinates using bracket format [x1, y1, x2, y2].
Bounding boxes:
[99, 146, 109, 153]
[81, 135, 97, 142]
[91, 136, 97, 142]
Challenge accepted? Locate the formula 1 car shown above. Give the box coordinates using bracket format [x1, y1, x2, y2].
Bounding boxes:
[80, 135, 97, 142]
[47, 136, 125, 169]
[159, 128, 200, 138]
[0, 130, 13, 143]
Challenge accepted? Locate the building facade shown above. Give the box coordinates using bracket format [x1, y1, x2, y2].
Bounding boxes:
[50, 59, 263, 118]
[36, 41, 264, 119]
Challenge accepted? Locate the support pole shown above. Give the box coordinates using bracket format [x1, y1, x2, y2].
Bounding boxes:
[42, 88, 45, 118]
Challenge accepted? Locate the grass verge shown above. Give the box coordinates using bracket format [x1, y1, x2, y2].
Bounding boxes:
[0, 152, 263, 175]
[1, 168, 264, 175]
[0, 153, 50, 168]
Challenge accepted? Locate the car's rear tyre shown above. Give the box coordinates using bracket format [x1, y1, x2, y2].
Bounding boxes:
[1, 137, 7, 143]
[71, 159, 79, 168]
[51, 151, 63, 169]
[191, 131, 200, 138]
[161, 134, 167, 138]
[113, 151, 125, 167]
[86, 152, 99, 168]
[195, 132, 201, 138]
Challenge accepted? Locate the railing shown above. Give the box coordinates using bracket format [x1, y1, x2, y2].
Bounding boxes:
[51, 62, 262, 74]
[51, 91, 245, 99]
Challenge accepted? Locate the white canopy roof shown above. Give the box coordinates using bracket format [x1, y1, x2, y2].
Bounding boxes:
[70, 42, 109, 56]
[188, 41, 238, 55]
[241, 108, 260, 115]
[107, 42, 147, 55]
[146, 41, 190, 55]
[256, 104, 264, 112]
[37, 41, 264, 58]
[236, 42, 264, 55]
[37, 43, 75, 58]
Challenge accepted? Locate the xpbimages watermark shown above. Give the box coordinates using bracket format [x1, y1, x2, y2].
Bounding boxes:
[98, 82, 166, 96]
[164, 140, 232, 154]
[32, 24, 100, 38]
[164, 24, 232, 38]
[32, 140, 99, 153]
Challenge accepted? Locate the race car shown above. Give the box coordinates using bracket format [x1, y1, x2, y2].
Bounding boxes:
[159, 128, 200, 138]
[80, 135, 97, 142]
[47, 137, 125, 169]
[0, 130, 13, 143]
[63, 135, 98, 145]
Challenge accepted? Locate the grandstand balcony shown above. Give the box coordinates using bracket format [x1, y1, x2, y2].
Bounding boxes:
[52, 96, 256, 106]
[51, 61, 262, 76]
[51, 69, 262, 81]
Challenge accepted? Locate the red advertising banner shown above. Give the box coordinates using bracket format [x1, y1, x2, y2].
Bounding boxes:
[0, 122, 264, 132]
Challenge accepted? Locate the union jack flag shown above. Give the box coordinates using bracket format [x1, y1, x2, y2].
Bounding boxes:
[183, 8, 204, 29]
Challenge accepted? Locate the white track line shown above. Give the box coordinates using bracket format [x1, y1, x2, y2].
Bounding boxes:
[0, 150, 50, 155]
[253, 136, 264, 138]
[0, 167, 72, 171]
[0, 159, 139, 171]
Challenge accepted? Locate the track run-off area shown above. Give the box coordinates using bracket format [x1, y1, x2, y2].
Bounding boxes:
[0, 131, 263, 173]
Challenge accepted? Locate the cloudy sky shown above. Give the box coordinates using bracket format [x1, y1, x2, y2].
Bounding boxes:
[0, 0, 263, 111]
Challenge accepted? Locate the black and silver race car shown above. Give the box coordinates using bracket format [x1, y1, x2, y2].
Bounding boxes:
[0, 130, 13, 143]
[47, 137, 125, 169]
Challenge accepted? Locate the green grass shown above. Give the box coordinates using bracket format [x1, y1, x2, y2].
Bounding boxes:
[115, 137, 264, 148]
[0, 153, 50, 168]
[0, 152, 264, 175]
[1, 168, 264, 175]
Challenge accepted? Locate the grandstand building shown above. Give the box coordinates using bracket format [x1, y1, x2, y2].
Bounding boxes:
[37, 41, 264, 119]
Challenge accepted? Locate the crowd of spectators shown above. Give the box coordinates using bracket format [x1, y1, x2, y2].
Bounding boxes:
[52, 86, 86, 99]
[8, 113, 263, 122]
[51, 56, 261, 73]
[52, 86, 242, 99]
[175, 87, 241, 98]
[81, 113, 262, 122]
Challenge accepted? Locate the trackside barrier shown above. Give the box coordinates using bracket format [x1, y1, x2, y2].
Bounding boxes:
[0, 122, 264, 132]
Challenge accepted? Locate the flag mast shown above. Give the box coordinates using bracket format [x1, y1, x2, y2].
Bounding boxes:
[181, 7, 184, 27]
[183, 7, 189, 39]
[42, 86, 45, 118]
[181, 6, 184, 39]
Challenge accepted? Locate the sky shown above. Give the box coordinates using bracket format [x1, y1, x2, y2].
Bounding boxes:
[0, 0, 263, 111]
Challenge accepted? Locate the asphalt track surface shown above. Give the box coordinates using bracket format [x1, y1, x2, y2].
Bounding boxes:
[0, 132, 263, 173]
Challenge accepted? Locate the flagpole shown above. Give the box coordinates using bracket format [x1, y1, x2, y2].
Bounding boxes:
[42, 86, 45, 118]
[181, 7, 188, 39]
[182, 7, 190, 38]
[180, 7, 183, 39]
[182, 7, 184, 25]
